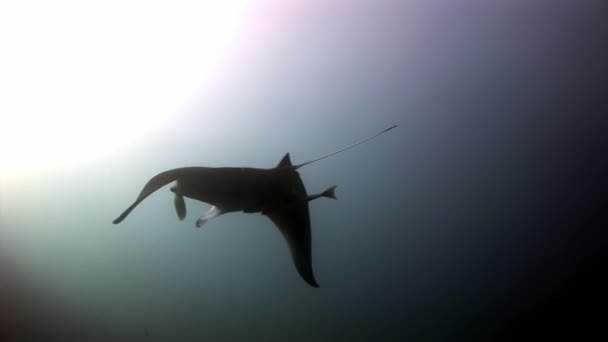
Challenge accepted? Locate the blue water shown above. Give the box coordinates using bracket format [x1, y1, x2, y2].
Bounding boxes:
[1, 1, 606, 340]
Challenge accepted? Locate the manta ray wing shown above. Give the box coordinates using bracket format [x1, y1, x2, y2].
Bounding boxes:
[113, 167, 201, 224]
[265, 200, 319, 288]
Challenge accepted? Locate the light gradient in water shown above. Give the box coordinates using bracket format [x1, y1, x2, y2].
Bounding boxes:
[1, 0, 606, 340]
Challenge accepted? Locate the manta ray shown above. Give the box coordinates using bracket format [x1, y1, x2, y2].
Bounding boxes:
[113, 125, 397, 287]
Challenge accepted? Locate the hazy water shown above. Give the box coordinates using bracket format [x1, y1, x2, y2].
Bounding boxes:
[1, 1, 606, 341]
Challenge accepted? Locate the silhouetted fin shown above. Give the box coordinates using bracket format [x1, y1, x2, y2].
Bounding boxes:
[113, 168, 200, 224]
[265, 200, 319, 288]
[321, 185, 337, 200]
[321, 185, 338, 200]
[196, 206, 224, 228]
[174, 193, 186, 220]
[277, 153, 292, 168]
[305, 186, 337, 202]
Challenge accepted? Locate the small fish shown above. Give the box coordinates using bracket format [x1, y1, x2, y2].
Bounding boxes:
[113, 125, 397, 287]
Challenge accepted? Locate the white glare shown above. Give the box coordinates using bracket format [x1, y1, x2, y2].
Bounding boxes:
[0, 0, 251, 178]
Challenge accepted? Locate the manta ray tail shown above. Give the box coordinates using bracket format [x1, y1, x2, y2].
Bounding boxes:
[293, 124, 397, 169]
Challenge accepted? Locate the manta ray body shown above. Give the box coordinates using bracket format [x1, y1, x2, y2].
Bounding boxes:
[113, 125, 396, 287]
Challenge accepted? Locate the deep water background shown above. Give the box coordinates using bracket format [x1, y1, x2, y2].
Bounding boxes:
[1, 0, 607, 341]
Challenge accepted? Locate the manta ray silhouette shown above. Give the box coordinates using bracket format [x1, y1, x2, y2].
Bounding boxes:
[113, 125, 397, 287]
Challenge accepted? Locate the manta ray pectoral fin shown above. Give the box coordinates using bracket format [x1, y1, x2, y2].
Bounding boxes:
[196, 206, 224, 228]
[265, 201, 319, 288]
[174, 193, 186, 220]
[113, 168, 190, 224]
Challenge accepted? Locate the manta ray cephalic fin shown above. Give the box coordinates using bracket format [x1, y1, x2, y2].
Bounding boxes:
[174, 193, 186, 220]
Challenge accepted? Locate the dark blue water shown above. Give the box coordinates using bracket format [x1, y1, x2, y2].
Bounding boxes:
[1, 1, 606, 340]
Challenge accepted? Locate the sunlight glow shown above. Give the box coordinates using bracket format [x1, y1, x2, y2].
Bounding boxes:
[0, 0, 251, 178]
